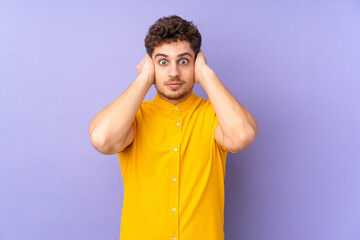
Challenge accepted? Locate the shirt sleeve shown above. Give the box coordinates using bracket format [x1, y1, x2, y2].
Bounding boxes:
[118, 106, 139, 153]
[206, 100, 236, 154]
[212, 114, 237, 153]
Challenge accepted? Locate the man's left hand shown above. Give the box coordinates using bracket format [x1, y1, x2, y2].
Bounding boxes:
[194, 50, 211, 83]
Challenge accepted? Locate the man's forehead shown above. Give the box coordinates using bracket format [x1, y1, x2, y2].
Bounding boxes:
[152, 40, 194, 58]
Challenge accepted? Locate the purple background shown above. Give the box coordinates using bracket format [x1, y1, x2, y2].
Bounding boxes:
[1, 0, 359, 239]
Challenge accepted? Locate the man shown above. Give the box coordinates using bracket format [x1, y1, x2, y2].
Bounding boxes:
[89, 15, 258, 240]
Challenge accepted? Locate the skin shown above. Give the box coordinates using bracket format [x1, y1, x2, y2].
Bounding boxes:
[89, 40, 258, 154]
[152, 41, 195, 104]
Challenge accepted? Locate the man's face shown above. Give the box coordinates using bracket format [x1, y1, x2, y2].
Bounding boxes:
[152, 40, 195, 104]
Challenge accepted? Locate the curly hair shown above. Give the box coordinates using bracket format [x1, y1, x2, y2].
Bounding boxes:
[144, 15, 202, 57]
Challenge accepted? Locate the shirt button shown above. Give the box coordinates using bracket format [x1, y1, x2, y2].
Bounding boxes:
[173, 238, 177, 240]
[173, 178, 176, 181]
[172, 208, 176, 211]
[174, 148, 178, 152]
[175, 106, 179, 110]
[176, 122, 181, 126]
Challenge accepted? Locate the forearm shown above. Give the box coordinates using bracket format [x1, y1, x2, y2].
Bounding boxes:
[89, 73, 152, 152]
[198, 67, 258, 141]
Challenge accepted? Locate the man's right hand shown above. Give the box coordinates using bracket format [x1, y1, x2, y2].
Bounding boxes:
[136, 54, 155, 85]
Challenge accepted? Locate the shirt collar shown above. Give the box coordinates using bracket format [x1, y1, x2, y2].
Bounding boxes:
[152, 92, 198, 111]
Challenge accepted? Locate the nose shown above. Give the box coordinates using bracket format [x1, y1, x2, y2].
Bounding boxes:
[168, 62, 180, 78]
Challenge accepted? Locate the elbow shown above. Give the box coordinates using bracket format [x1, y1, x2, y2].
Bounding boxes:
[89, 129, 114, 155]
[89, 128, 130, 155]
[229, 128, 257, 153]
[90, 131, 107, 154]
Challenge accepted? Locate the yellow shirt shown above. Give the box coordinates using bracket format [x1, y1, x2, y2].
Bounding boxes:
[117, 92, 230, 240]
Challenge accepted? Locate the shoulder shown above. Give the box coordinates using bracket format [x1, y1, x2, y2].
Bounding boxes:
[136, 100, 155, 115]
[140, 100, 153, 109]
[195, 97, 216, 115]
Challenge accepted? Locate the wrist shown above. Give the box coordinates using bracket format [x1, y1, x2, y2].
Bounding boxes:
[139, 71, 154, 83]
[138, 72, 154, 88]
[196, 65, 213, 84]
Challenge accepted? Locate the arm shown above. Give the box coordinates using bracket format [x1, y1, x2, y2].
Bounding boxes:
[195, 51, 258, 153]
[88, 54, 154, 154]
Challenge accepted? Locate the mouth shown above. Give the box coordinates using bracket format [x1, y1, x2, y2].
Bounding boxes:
[166, 82, 184, 89]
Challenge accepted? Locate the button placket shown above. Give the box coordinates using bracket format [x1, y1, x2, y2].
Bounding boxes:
[169, 106, 181, 239]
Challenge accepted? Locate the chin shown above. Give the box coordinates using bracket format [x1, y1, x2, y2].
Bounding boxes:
[159, 89, 191, 100]
[165, 92, 187, 100]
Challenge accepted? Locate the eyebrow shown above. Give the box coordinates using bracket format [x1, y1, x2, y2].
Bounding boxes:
[154, 52, 193, 59]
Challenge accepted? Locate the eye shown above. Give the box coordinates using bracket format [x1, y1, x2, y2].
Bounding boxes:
[179, 58, 188, 65]
[159, 59, 167, 65]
